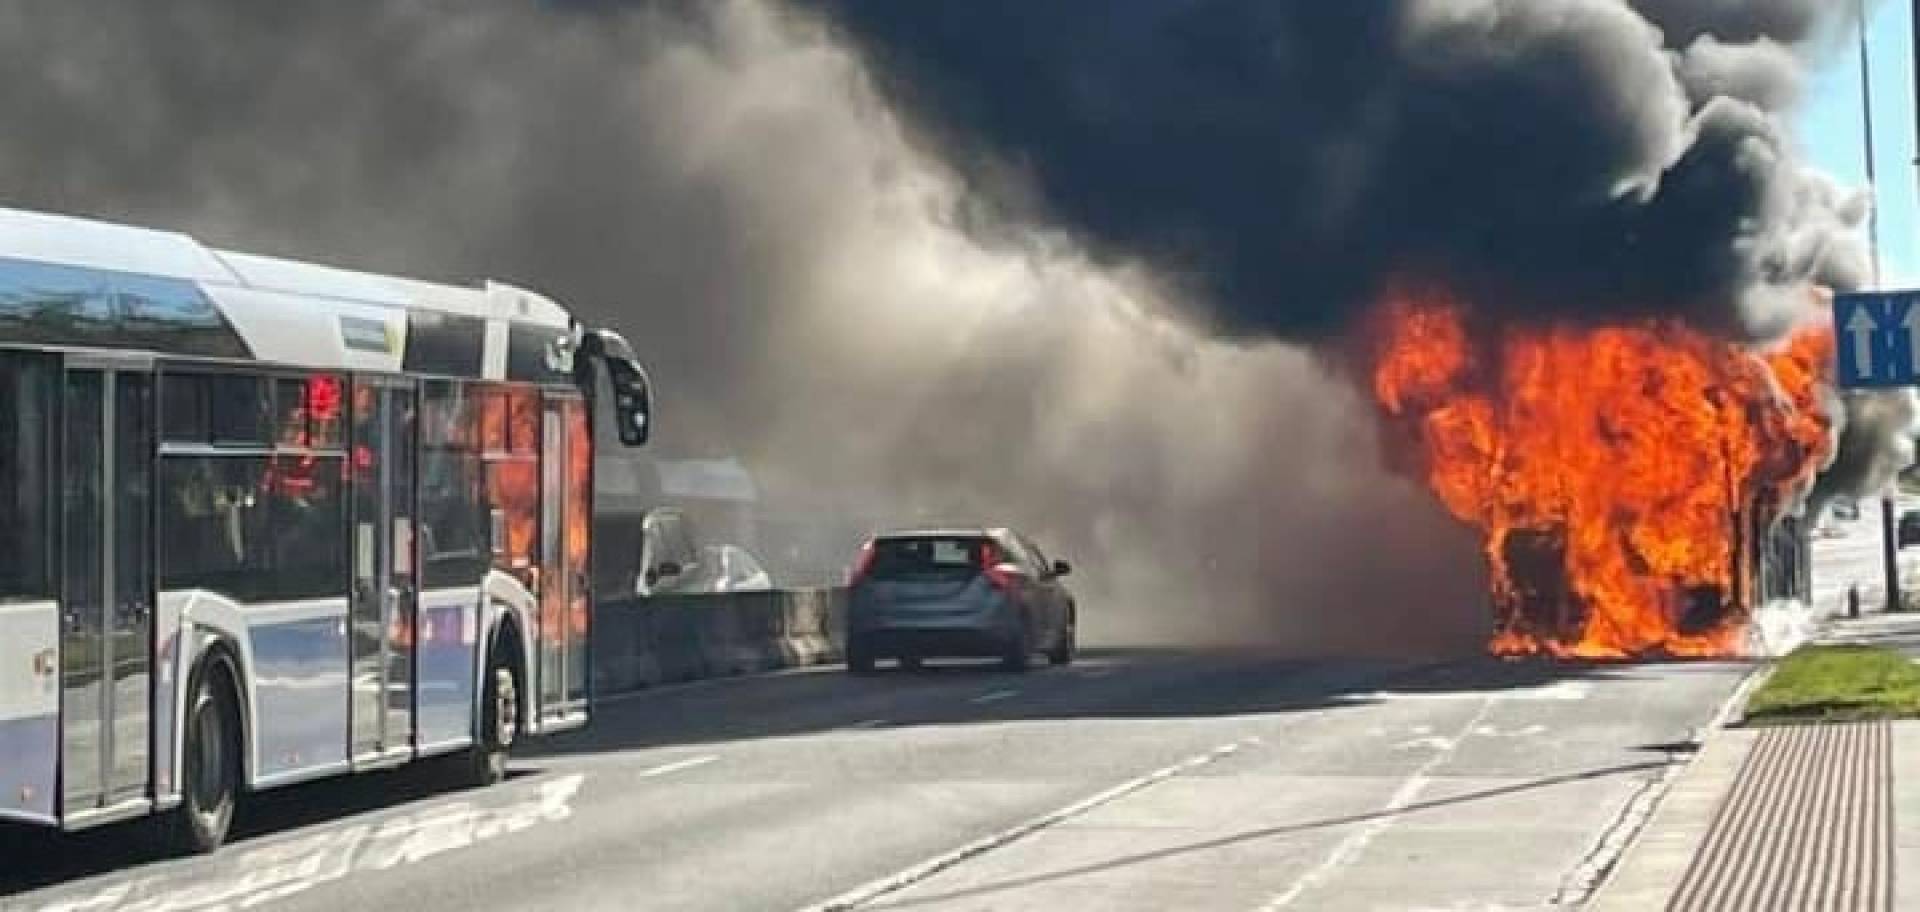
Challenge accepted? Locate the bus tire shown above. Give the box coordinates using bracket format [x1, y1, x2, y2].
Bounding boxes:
[460, 641, 520, 788]
[162, 659, 240, 854]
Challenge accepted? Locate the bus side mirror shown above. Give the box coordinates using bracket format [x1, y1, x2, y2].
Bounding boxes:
[581, 328, 651, 447]
[606, 357, 651, 447]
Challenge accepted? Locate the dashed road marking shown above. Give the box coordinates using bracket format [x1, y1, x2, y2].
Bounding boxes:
[1259, 699, 1499, 910]
[637, 755, 717, 779]
[846, 719, 890, 730]
[969, 689, 1021, 705]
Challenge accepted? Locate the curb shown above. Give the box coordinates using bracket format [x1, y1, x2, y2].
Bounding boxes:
[1580, 662, 1773, 910]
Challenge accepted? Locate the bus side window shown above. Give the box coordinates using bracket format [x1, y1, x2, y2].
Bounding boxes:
[0, 354, 53, 602]
[209, 374, 269, 446]
[156, 371, 348, 603]
[161, 373, 210, 444]
[419, 381, 487, 588]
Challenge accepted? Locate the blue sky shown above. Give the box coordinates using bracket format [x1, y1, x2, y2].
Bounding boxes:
[1800, 1, 1918, 286]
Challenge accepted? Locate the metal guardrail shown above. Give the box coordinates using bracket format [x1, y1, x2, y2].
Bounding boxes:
[591, 588, 847, 696]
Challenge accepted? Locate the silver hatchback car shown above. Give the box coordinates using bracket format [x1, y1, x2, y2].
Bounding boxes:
[845, 529, 1077, 673]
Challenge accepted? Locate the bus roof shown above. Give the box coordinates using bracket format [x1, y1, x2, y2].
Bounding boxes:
[0, 206, 585, 383]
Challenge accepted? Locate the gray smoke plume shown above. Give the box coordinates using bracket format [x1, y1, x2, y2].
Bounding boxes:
[1814, 390, 1920, 511]
[0, 0, 1490, 654]
[811, 0, 1910, 521]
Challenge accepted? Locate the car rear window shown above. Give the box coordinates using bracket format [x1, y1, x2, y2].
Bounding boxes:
[868, 536, 985, 580]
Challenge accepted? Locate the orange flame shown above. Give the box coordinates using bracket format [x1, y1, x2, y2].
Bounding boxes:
[1370, 289, 1833, 659]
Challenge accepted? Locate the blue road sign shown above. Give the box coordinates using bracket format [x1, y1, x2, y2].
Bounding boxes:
[1834, 290, 1920, 388]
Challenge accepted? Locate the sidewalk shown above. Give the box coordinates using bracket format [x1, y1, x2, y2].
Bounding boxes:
[1590, 612, 1920, 911]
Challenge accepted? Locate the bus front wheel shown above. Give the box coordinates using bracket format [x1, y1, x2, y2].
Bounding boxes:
[459, 645, 519, 788]
[163, 661, 239, 854]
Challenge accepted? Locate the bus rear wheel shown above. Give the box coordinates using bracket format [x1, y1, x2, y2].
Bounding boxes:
[162, 662, 239, 854]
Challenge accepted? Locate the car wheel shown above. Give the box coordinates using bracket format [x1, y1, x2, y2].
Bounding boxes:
[847, 637, 878, 675]
[1047, 616, 1076, 667]
[1000, 628, 1032, 673]
[161, 661, 239, 854]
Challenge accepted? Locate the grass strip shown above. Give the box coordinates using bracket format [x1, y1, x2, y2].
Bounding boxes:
[1745, 644, 1920, 724]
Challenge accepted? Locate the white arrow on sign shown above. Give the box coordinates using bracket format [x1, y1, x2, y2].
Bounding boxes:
[1849, 305, 1879, 380]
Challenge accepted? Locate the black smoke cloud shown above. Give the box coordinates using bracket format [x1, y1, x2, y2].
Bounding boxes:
[0, 0, 1490, 654]
[809, 0, 1867, 344]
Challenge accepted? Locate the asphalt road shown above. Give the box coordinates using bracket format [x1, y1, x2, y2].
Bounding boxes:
[1, 646, 1749, 912]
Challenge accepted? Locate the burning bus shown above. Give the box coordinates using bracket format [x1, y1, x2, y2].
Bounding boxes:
[1370, 291, 1833, 660]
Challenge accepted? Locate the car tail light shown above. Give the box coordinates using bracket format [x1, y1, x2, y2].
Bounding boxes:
[847, 541, 876, 586]
[979, 542, 1018, 591]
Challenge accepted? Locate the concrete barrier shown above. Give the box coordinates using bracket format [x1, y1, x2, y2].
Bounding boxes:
[592, 588, 847, 697]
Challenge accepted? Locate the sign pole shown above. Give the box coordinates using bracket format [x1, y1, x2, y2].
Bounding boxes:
[1859, 0, 1904, 612]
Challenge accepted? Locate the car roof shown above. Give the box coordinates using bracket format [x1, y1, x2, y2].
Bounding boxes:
[872, 528, 1012, 541]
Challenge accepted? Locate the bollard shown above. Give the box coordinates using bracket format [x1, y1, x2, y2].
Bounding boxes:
[1849, 584, 1862, 619]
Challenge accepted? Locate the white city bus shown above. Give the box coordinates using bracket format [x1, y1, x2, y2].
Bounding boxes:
[0, 207, 651, 851]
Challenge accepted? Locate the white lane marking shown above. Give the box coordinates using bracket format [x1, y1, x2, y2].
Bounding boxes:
[1471, 723, 1548, 738]
[1258, 699, 1500, 910]
[1353, 681, 1591, 702]
[32, 774, 585, 912]
[846, 719, 890, 730]
[798, 736, 1264, 912]
[637, 755, 717, 779]
[1392, 735, 1458, 752]
[1075, 668, 1114, 679]
[969, 689, 1021, 705]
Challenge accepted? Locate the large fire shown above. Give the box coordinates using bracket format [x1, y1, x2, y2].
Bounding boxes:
[1371, 290, 1834, 659]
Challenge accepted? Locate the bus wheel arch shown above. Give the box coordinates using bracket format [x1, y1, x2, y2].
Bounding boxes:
[162, 643, 244, 854]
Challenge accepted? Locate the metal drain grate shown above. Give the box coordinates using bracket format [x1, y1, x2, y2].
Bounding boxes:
[1669, 721, 1892, 911]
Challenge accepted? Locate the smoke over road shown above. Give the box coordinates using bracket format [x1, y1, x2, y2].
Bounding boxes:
[0, 1, 1898, 654]
[0, 0, 1487, 654]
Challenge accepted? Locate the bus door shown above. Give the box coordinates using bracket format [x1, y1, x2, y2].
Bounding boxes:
[349, 379, 417, 765]
[536, 396, 590, 727]
[60, 359, 155, 820]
